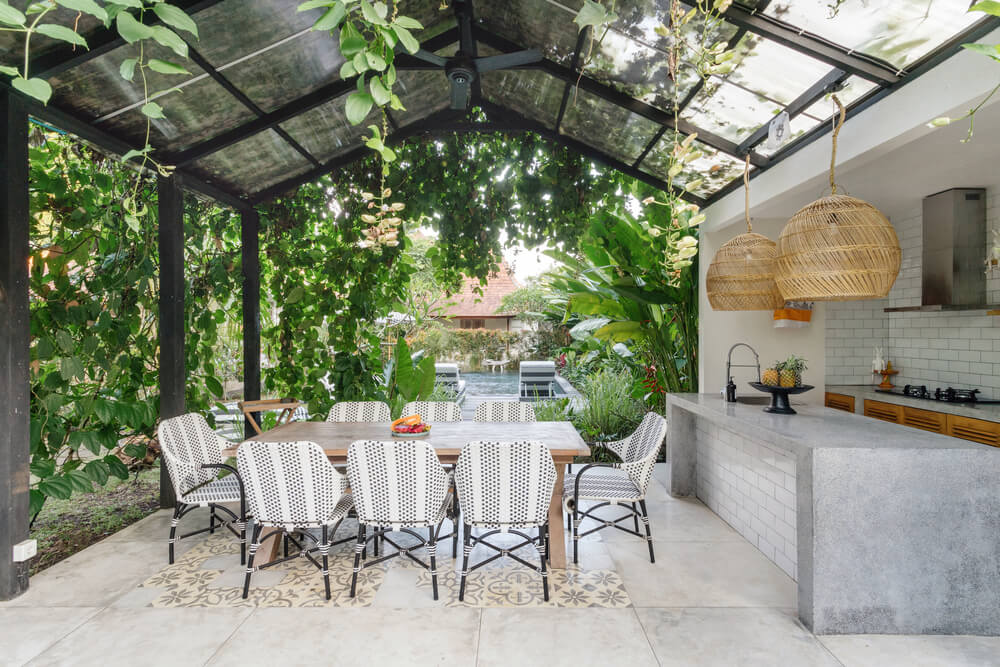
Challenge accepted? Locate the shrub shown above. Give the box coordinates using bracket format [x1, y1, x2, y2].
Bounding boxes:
[573, 366, 645, 443]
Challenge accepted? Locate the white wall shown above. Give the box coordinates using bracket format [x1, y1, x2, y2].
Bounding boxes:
[699, 218, 827, 404]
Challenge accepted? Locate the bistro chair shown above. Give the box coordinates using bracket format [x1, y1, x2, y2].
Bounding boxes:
[473, 400, 536, 422]
[564, 412, 667, 564]
[402, 400, 463, 422]
[454, 440, 556, 601]
[158, 413, 249, 565]
[347, 440, 453, 600]
[326, 401, 391, 422]
[238, 440, 353, 600]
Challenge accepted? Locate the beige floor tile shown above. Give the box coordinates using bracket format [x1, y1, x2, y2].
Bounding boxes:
[820, 634, 1000, 667]
[206, 607, 481, 666]
[607, 539, 797, 608]
[0, 607, 101, 667]
[477, 608, 658, 667]
[637, 607, 841, 667]
[576, 496, 744, 543]
[27, 607, 251, 667]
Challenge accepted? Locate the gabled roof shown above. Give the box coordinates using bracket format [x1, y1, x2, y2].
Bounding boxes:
[440, 263, 521, 318]
[3, 0, 997, 208]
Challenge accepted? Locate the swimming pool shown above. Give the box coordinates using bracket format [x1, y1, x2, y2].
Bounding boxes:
[462, 372, 565, 396]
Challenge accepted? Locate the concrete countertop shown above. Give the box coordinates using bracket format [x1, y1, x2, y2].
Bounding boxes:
[826, 384, 1000, 421]
[666, 393, 980, 456]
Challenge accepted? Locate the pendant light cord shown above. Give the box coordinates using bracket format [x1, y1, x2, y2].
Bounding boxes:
[829, 94, 845, 195]
[743, 154, 752, 232]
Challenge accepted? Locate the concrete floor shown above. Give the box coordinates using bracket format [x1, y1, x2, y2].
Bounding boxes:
[2, 464, 998, 667]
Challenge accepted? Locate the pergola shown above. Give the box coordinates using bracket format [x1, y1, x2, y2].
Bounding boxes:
[1, 0, 997, 599]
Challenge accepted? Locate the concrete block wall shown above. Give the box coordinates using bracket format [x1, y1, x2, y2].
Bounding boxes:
[694, 419, 797, 580]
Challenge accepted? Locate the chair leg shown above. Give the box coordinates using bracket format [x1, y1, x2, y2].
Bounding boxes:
[209, 505, 216, 534]
[320, 524, 331, 601]
[168, 504, 182, 564]
[350, 524, 365, 598]
[428, 528, 439, 601]
[631, 502, 640, 534]
[459, 523, 472, 602]
[452, 496, 460, 558]
[572, 499, 580, 565]
[639, 499, 654, 563]
[539, 524, 550, 602]
[242, 523, 263, 599]
[283, 533, 289, 558]
[238, 518, 246, 566]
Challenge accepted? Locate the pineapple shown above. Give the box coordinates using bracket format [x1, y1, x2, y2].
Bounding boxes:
[762, 365, 780, 386]
[781, 355, 808, 387]
[779, 367, 797, 388]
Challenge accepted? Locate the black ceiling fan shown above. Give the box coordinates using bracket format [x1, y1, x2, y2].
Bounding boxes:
[409, 1, 542, 110]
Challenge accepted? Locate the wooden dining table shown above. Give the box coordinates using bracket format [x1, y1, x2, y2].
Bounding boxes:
[222, 420, 590, 569]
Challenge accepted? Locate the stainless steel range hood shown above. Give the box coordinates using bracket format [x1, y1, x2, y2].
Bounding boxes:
[921, 188, 986, 308]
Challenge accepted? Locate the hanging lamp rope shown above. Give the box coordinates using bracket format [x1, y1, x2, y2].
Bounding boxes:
[829, 94, 845, 195]
[743, 154, 752, 232]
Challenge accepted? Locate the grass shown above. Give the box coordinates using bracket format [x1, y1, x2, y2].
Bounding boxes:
[29, 465, 161, 575]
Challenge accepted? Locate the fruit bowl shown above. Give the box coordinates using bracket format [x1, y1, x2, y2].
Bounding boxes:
[748, 382, 814, 414]
[391, 414, 432, 438]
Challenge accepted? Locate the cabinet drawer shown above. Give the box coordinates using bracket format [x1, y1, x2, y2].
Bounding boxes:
[947, 415, 1000, 447]
[863, 399, 903, 424]
[902, 406, 947, 433]
[825, 392, 855, 413]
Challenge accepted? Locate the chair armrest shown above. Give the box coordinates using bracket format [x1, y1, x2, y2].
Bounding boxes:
[200, 463, 247, 504]
[572, 462, 621, 501]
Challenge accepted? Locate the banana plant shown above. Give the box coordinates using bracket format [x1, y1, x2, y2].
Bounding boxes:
[380, 336, 436, 417]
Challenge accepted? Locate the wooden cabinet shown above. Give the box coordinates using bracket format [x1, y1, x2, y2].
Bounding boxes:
[825, 392, 855, 413]
[947, 415, 1000, 447]
[863, 399, 903, 424]
[902, 406, 948, 434]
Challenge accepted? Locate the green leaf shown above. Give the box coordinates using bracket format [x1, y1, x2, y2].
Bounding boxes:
[205, 375, 224, 397]
[39, 476, 73, 500]
[594, 320, 646, 343]
[150, 25, 189, 58]
[35, 24, 88, 48]
[345, 91, 374, 125]
[0, 3, 26, 26]
[365, 49, 387, 71]
[962, 42, 1000, 61]
[113, 0, 145, 8]
[120, 146, 150, 163]
[393, 15, 423, 30]
[104, 455, 130, 480]
[360, 0, 386, 26]
[67, 469, 94, 493]
[123, 443, 148, 460]
[59, 355, 85, 381]
[574, 0, 617, 30]
[298, 0, 334, 10]
[970, 1, 1000, 16]
[119, 57, 138, 81]
[312, 2, 345, 30]
[152, 3, 199, 38]
[116, 11, 153, 43]
[569, 317, 611, 339]
[55, 0, 108, 22]
[55, 330, 75, 353]
[147, 58, 190, 75]
[369, 76, 390, 105]
[140, 101, 166, 119]
[29, 490, 45, 517]
[339, 22, 366, 58]
[84, 459, 110, 485]
[286, 285, 305, 304]
[339, 60, 357, 79]
[30, 458, 56, 479]
[12, 77, 52, 104]
[0, 65, 18, 77]
[393, 25, 419, 53]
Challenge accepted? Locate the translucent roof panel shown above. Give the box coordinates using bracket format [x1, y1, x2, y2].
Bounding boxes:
[681, 78, 782, 144]
[0, 2, 103, 68]
[392, 71, 453, 128]
[640, 132, 748, 198]
[477, 0, 579, 65]
[725, 34, 832, 106]
[561, 88, 660, 164]
[191, 129, 312, 193]
[481, 70, 564, 129]
[763, 0, 982, 69]
[279, 95, 374, 163]
[193, 0, 325, 66]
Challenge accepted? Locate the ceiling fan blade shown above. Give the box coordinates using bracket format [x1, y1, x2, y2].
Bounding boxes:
[450, 79, 470, 110]
[413, 49, 448, 67]
[474, 50, 543, 73]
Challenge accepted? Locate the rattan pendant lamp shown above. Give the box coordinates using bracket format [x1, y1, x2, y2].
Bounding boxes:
[706, 156, 784, 311]
[775, 96, 901, 301]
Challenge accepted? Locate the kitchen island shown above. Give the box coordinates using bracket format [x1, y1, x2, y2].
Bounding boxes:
[667, 393, 1000, 635]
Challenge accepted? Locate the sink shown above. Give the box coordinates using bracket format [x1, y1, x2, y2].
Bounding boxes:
[732, 395, 771, 405]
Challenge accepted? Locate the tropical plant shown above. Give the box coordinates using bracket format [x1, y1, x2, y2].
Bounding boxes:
[572, 366, 645, 444]
[533, 398, 573, 422]
[379, 337, 436, 418]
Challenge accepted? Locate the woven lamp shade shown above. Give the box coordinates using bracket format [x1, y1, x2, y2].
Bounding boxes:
[775, 194, 900, 301]
[706, 232, 785, 311]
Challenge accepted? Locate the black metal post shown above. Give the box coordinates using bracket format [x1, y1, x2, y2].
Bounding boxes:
[241, 208, 261, 437]
[0, 89, 30, 600]
[158, 175, 185, 508]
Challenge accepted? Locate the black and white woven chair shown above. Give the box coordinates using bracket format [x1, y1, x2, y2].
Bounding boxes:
[473, 401, 536, 422]
[347, 439, 453, 600]
[402, 400, 463, 422]
[158, 413, 249, 565]
[454, 440, 556, 601]
[326, 401, 391, 423]
[565, 412, 667, 564]
[238, 440, 353, 600]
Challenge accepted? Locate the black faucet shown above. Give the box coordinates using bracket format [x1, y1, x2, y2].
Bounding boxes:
[725, 343, 760, 402]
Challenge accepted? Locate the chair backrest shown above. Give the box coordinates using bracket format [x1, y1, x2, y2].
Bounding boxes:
[402, 401, 463, 422]
[327, 401, 391, 423]
[613, 412, 668, 495]
[434, 363, 461, 389]
[519, 361, 556, 396]
[238, 440, 345, 527]
[347, 440, 449, 527]
[158, 413, 225, 497]
[455, 441, 555, 528]
[473, 401, 536, 423]
[293, 406, 310, 422]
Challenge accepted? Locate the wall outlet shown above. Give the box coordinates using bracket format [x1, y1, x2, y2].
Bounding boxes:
[13, 539, 37, 562]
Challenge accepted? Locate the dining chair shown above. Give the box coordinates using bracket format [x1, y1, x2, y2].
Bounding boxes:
[326, 401, 391, 422]
[454, 440, 556, 601]
[238, 440, 353, 600]
[564, 411, 667, 564]
[402, 400, 463, 422]
[347, 439, 453, 600]
[473, 401, 536, 422]
[158, 413, 249, 565]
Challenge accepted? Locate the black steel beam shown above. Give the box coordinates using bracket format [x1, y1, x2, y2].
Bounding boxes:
[157, 175, 185, 509]
[0, 89, 30, 600]
[736, 67, 850, 155]
[31, 0, 226, 79]
[633, 126, 667, 169]
[555, 27, 590, 134]
[169, 28, 459, 167]
[240, 208, 261, 439]
[720, 4, 900, 85]
[472, 27, 767, 168]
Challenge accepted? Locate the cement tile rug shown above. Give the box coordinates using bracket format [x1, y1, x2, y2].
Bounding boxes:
[136, 528, 631, 609]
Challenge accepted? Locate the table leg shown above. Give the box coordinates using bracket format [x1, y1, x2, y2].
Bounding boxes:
[256, 526, 284, 566]
[548, 462, 567, 569]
